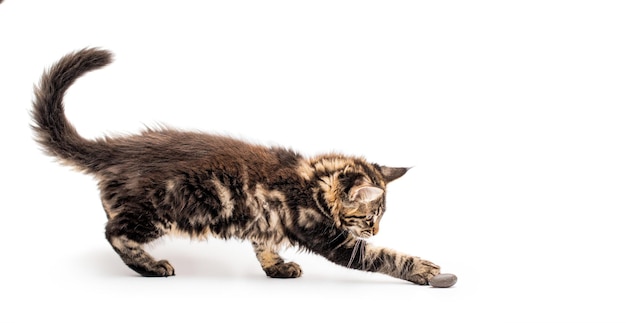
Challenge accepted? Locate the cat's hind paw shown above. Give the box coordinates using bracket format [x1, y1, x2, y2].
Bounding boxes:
[264, 262, 302, 279]
[129, 259, 175, 277]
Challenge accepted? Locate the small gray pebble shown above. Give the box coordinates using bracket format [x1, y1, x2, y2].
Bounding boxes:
[429, 273, 457, 288]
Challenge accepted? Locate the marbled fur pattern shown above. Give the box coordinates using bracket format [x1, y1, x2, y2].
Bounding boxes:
[31, 48, 440, 284]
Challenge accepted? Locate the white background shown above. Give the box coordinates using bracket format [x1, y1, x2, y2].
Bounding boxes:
[1, 1, 625, 322]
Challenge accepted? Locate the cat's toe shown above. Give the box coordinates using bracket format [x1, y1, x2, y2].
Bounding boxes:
[265, 262, 302, 279]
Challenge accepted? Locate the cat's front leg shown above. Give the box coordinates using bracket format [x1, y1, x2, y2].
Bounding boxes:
[322, 238, 440, 284]
[251, 242, 302, 278]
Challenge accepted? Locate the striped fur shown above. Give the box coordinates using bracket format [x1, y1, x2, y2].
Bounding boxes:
[31, 48, 440, 284]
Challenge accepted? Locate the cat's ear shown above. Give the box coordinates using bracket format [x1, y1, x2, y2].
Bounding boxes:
[350, 185, 384, 203]
[381, 166, 410, 183]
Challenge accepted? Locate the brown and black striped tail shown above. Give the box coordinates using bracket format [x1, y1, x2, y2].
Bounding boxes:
[31, 48, 113, 172]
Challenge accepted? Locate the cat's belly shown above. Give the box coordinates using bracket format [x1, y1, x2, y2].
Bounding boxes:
[166, 212, 291, 246]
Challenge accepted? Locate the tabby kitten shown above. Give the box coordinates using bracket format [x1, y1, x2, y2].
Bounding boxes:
[32, 48, 441, 284]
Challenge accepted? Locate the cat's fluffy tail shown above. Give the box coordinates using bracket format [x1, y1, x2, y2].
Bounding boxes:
[31, 48, 113, 172]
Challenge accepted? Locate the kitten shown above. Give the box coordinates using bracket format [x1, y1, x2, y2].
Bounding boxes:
[31, 48, 441, 284]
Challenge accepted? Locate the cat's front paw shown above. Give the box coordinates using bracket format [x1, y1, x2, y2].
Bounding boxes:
[407, 259, 440, 285]
[264, 262, 302, 279]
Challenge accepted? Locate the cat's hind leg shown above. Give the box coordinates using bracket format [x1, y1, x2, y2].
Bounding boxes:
[252, 242, 301, 278]
[105, 212, 175, 277]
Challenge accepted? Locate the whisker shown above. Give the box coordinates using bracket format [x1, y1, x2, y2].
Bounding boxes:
[328, 230, 346, 246]
[347, 241, 358, 268]
[360, 239, 366, 270]
[347, 239, 364, 269]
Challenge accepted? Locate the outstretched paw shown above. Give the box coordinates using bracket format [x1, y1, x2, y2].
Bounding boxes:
[408, 259, 440, 285]
[264, 262, 302, 279]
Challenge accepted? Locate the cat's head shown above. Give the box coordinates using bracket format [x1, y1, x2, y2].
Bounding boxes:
[309, 155, 408, 238]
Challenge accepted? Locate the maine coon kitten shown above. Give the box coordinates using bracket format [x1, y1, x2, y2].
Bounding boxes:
[31, 48, 441, 284]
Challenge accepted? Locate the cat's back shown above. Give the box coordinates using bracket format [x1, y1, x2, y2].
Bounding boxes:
[99, 128, 301, 174]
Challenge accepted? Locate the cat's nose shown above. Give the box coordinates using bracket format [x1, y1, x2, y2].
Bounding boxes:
[373, 224, 379, 235]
